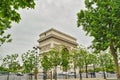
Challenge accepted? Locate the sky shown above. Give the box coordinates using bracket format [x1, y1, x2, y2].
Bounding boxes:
[0, 0, 93, 58]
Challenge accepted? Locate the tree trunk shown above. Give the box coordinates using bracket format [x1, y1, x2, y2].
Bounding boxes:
[43, 71, 47, 80]
[7, 72, 10, 80]
[65, 70, 68, 79]
[50, 71, 52, 80]
[29, 73, 33, 80]
[102, 67, 106, 79]
[34, 68, 38, 80]
[53, 66, 57, 80]
[79, 67, 82, 80]
[85, 64, 88, 78]
[110, 44, 120, 79]
[74, 67, 77, 78]
[93, 64, 96, 78]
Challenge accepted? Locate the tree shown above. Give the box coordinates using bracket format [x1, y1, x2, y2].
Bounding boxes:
[70, 49, 78, 78]
[79, 47, 90, 78]
[0, 0, 35, 46]
[104, 53, 115, 73]
[77, 0, 120, 79]
[88, 53, 97, 78]
[2, 54, 20, 80]
[98, 52, 114, 79]
[71, 47, 85, 79]
[48, 46, 61, 80]
[41, 53, 52, 80]
[22, 49, 40, 80]
[33, 46, 40, 80]
[77, 47, 84, 80]
[61, 47, 70, 79]
[2, 54, 20, 72]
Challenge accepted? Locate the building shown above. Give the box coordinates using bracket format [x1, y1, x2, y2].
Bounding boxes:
[37, 28, 79, 75]
[38, 28, 78, 53]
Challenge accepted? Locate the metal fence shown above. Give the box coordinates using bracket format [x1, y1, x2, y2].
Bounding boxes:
[0, 72, 48, 80]
[0, 72, 116, 80]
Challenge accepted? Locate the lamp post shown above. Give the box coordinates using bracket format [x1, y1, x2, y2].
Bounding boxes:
[33, 46, 40, 80]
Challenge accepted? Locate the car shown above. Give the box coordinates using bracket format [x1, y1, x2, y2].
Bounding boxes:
[98, 71, 107, 74]
[58, 72, 68, 76]
[16, 72, 23, 76]
[58, 72, 76, 76]
[68, 72, 76, 76]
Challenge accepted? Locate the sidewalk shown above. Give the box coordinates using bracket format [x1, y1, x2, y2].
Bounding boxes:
[47, 78, 105, 80]
[47, 78, 117, 80]
[75, 78, 105, 80]
[65, 78, 105, 80]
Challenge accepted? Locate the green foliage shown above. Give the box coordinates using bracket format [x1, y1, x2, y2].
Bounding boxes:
[95, 68, 102, 72]
[70, 49, 79, 69]
[81, 69, 86, 73]
[88, 53, 97, 65]
[78, 47, 90, 66]
[49, 46, 61, 67]
[0, 66, 8, 71]
[61, 47, 70, 71]
[1, 54, 20, 72]
[22, 49, 40, 73]
[72, 47, 84, 68]
[98, 52, 114, 72]
[77, 0, 120, 52]
[88, 69, 94, 72]
[41, 53, 52, 71]
[0, 0, 35, 46]
[107, 67, 115, 73]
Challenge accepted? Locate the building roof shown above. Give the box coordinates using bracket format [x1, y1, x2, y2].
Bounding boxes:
[38, 33, 78, 46]
[39, 28, 77, 40]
